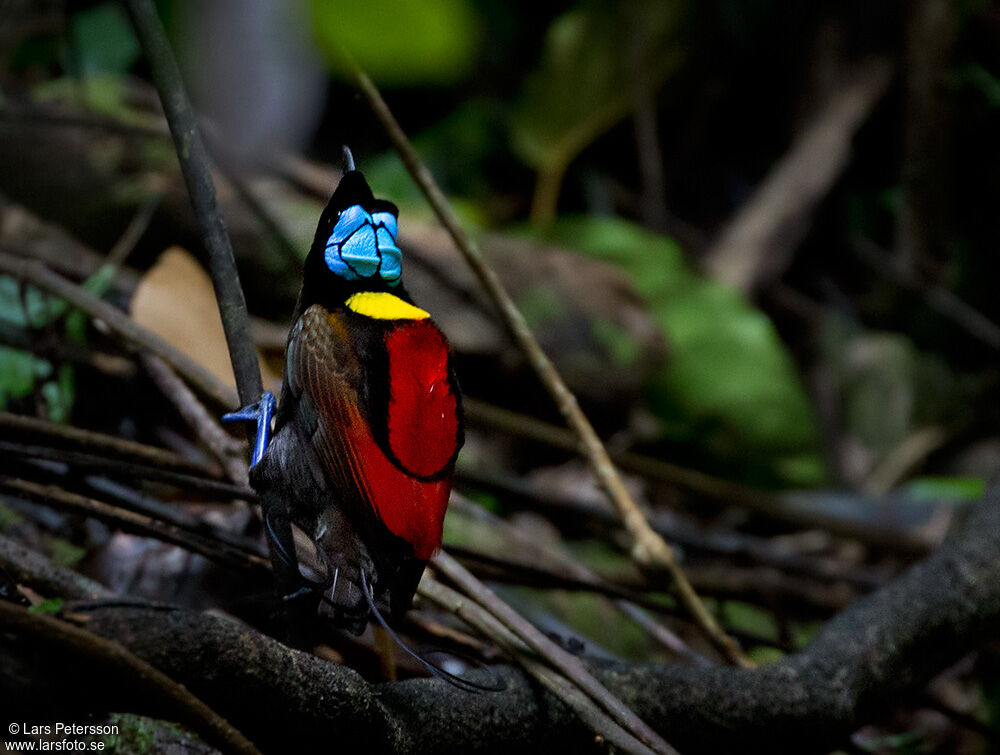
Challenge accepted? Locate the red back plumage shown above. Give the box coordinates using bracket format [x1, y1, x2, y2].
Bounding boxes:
[288, 306, 459, 561]
[385, 321, 460, 479]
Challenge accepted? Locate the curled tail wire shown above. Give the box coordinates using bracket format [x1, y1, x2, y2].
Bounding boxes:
[360, 569, 505, 693]
[263, 513, 503, 692]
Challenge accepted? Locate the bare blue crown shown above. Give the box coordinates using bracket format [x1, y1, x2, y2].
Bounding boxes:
[324, 205, 401, 285]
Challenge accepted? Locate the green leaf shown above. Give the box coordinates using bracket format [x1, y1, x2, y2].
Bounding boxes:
[70, 3, 140, 76]
[534, 217, 823, 484]
[47, 538, 87, 568]
[32, 75, 145, 124]
[591, 319, 642, 367]
[41, 367, 74, 424]
[28, 598, 64, 615]
[954, 62, 1000, 108]
[0, 503, 25, 531]
[791, 620, 823, 649]
[511, 2, 685, 170]
[0, 262, 111, 418]
[311, 0, 480, 85]
[723, 600, 779, 642]
[749, 646, 785, 665]
[0, 346, 40, 407]
[904, 476, 985, 502]
[516, 285, 566, 329]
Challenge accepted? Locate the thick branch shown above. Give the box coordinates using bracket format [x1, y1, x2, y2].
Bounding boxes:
[0, 601, 260, 755]
[14, 477, 998, 754]
[0, 534, 111, 600]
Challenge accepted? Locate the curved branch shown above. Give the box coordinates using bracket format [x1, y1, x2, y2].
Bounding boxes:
[0, 601, 260, 755]
[15, 479, 997, 754]
[0, 533, 111, 600]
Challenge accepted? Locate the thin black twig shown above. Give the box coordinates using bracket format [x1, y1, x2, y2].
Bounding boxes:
[124, 0, 300, 606]
[123, 0, 262, 408]
[0, 440, 254, 500]
[0, 411, 207, 476]
[0, 477, 267, 572]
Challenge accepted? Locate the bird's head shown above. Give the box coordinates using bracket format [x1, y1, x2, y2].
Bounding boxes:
[300, 167, 408, 315]
[311, 169, 402, 286]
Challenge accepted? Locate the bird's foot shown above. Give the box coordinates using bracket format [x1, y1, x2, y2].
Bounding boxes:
[222, 390, 276, 467]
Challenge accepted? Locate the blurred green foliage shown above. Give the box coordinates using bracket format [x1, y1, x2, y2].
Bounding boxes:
[510, 1, 686, 222]
[47, 537, 87, 568]
[69, 3, 140, 76]
[0, 265, 115, 422]
[0, 503, 26, 532]
[0, 278, 72, 421]
[536, 218, 823, 485]
[954, 62, 1000, 108]
[903, 475, 985, 502]
[311, 0, 480, 85]
[26, 597, 64, 614]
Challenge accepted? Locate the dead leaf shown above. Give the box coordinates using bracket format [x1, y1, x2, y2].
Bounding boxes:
[130, 247, 278, 390]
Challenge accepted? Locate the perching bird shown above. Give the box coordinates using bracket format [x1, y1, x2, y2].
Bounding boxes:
[226, 162, 462, 634]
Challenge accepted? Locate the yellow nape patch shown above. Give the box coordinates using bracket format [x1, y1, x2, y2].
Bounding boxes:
[345, 292, 430, 320]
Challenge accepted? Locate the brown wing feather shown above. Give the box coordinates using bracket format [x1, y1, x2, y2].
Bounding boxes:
[284, 305, 451, 557]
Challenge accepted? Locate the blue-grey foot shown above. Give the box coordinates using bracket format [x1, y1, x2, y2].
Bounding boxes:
[222, 390, 276, 467]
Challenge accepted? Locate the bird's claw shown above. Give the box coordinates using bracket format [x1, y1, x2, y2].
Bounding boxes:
[222, 390, 276, 467]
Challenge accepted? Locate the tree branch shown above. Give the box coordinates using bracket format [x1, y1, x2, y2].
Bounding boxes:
[0, 410, 211, 477]
[0, 477, 267, 573]
[0, 533, 112, 600]
[14, 475, 997, 754]
[0, 601, 260, 755]
[431, 551, 678, 754]
[418, 576, 672, 755]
